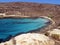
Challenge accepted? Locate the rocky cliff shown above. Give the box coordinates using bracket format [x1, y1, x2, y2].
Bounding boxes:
[0, 2, 60, 26]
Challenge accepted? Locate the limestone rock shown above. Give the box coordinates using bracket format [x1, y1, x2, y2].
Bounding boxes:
[45, 29, 60, 40]
[0, 33, 55, 45]
[15, 33, 55, 45]
[0, 39, 15, 45]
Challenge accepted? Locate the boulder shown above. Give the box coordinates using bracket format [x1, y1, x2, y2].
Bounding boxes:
[45, 29, 60, 41]
[15, 33, 55, 45]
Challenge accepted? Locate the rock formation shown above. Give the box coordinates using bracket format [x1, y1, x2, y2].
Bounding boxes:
[45, 29, 60, 41]
[0, 33, 55, 45]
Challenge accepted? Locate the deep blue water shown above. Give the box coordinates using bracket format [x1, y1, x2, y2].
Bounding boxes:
[0, 18, 49, 41]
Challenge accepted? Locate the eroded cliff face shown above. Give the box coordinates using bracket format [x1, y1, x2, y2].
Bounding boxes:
[0, 2, 60, 26]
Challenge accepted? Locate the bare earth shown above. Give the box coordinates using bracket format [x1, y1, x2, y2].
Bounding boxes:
[0, 2, 60, 26]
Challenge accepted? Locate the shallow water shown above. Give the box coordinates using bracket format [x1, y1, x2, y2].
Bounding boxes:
[0, 18, 49, 41]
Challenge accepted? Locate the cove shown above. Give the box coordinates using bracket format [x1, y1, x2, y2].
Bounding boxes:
[0, 18, 50, 42]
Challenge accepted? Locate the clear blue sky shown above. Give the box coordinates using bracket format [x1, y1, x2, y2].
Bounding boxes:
[0, 0, 60, 5]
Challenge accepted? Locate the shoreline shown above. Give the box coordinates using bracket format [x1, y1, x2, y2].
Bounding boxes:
[0, 16, 56, 44]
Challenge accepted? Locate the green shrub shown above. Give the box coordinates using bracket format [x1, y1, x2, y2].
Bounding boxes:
[48, 15, 54, 18]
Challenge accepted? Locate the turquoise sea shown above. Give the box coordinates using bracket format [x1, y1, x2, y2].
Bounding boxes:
[0, 18, 49, 42]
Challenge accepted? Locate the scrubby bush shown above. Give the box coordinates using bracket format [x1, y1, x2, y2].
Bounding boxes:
[48, 15, 54, 18]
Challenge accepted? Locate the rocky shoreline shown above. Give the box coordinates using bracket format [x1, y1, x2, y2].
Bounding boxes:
[0, 2, 60, 45]
[0, 16, 57, 45]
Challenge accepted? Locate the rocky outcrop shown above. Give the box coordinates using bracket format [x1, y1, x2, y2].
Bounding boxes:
[45, 29, 60, 41]
[0, 33, 55, 45]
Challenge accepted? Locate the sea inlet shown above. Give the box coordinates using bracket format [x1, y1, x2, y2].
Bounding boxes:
[0, 18, 50, 42]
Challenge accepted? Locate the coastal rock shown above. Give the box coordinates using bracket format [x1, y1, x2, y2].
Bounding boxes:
[45, 29, 60, 41]
[0, 33, 55, 45]
[0, 39, 13, 45]
[15, 33, 55, 45]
